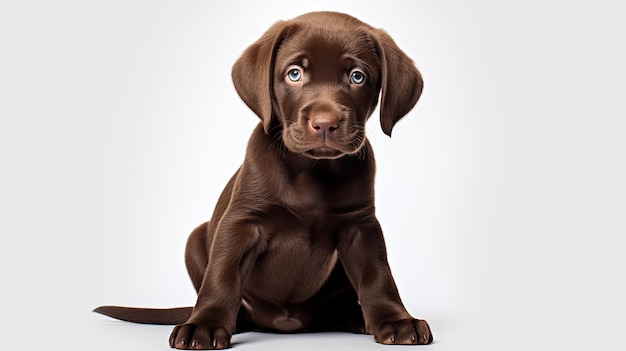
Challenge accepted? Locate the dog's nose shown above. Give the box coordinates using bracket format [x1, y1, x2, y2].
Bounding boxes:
[309, 114, 339, 138]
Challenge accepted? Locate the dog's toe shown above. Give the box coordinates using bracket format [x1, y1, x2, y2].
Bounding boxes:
[372, 318, 433, 345]
[170, 323, 231, 350]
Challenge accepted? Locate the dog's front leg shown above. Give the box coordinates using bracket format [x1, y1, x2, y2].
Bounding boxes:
[169, 221, 261, 350]
[337, 220, 433, 345]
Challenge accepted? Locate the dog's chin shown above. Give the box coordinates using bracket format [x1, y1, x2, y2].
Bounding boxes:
[303, 146, 345, 160]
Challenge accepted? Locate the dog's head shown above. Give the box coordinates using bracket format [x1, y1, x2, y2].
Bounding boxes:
[232, 11, 423, 160]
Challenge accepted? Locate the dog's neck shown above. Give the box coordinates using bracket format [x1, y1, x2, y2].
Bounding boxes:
[285, 149, 376, 199]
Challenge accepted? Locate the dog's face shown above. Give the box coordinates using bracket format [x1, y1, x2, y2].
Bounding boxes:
[232, 12, 423, 160]
[272, 27, 381, 159]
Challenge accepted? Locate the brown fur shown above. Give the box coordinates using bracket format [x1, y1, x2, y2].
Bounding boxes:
[94, 11, 432, 349]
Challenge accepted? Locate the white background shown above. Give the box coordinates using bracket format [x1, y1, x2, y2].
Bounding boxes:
[2, 1, 625, 350]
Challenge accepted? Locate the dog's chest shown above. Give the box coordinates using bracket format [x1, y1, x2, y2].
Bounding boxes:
[284, 166, 364, 214]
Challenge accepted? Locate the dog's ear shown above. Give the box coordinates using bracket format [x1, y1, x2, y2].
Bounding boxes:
[374, 29, 423, 137]
[232, 21, 290, 134]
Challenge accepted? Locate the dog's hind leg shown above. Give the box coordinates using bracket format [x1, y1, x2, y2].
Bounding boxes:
[184, 222, 210, 292]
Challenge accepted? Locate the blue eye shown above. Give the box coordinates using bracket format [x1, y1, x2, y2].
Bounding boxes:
[350, 70, 365, 84]
[287, 68, 302, 82]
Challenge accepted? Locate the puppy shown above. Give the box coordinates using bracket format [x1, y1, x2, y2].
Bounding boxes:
[95, 11, 432, 349]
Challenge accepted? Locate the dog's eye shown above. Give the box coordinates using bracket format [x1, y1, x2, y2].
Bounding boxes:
[287, 68, 303, 82]
[350, 70, 366, 85]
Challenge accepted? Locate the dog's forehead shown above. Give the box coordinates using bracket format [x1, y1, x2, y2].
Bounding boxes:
[277, 13, 373, 53]
[277, 24, 379, 66]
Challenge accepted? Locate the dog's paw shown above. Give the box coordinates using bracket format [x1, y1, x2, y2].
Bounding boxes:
[169, 323, 231, 350]
[371, 318, 433, 345]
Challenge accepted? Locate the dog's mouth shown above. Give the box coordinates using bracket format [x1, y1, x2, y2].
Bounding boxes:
[304, 146, 344, 159]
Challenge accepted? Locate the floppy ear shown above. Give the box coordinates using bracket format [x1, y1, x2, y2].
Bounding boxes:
[374, 29, 423, 137]
[231, 21, 291, 134]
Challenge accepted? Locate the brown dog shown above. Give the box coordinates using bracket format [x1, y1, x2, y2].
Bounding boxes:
[95, 11, 432, 349]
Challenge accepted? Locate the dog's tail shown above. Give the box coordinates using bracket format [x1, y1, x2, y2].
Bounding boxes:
[93, 306, 193, 325]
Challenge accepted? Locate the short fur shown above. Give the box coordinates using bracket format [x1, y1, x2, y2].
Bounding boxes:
[95, 11, 432, 349]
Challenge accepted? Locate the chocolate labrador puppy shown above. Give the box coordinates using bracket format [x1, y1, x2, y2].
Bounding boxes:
[95, 11, 432, 349]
